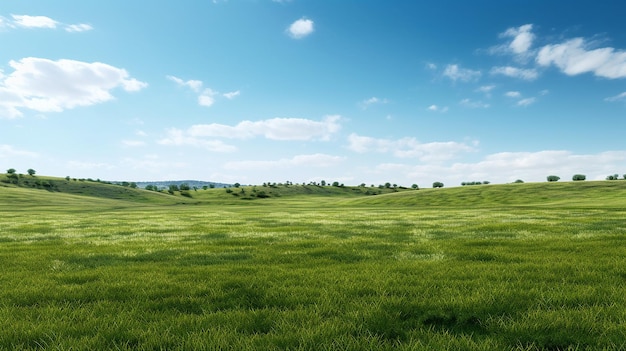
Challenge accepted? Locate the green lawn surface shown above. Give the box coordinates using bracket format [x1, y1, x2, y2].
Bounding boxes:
[1, 177, 625, 350]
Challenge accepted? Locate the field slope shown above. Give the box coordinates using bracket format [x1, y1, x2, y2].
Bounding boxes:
[1, 179, 626, 350]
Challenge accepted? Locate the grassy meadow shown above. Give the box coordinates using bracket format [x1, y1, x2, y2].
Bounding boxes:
[1, 176, 626, 350]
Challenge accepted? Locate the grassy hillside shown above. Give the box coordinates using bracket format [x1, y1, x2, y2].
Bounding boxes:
[2, 175, 626, 349]
[344, 180, 626, 209]
[0, 175, 192, 209]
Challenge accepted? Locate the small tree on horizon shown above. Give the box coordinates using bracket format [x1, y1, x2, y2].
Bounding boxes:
[7, 168, 16, 175]
[27, 169, 36, 176]
[572, 174, 586, 181]
[433, 181, 444, 188]
[547, 175, 560, 182]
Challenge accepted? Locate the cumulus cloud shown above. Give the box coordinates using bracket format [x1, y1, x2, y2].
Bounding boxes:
[6, 14, 92, 32]
[187, 115, 341, 141]
[347, 133, 476, 162]
[500, 24, 535, 54]
[287, 17, 314, 39]
[537, 37, 626, 79]
[0, 57, 147, 118]
[224, 154, 345, 170]
[443, 64, 481, 82]
[490, 66, 538, 80]
[11, 14, 58, 28]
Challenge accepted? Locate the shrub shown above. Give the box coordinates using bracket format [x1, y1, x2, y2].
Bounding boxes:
[433, 182, 444, 188]
[547, 175, 560, 182]
[572, 174, 586, 181]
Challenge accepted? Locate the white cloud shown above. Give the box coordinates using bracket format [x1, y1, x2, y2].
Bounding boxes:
[11, 14, 57, 28]
[505, 91, 521, 98]
[158, 129, 238, 152]
[224, 154, 345, 170]
[516, 97, 536, 107]
[490, 66, 538, 80]
[223, 90, 240, 99]
[443, 64, 481, 82]
[0, 57, 147, 118]
[287, 17, 314, 39]
[347, 133, 476, 162]
[501, 24, 534, 55]
[167, 75, 203, 92]
[537, 37, 626, 79]
[65, 23, 93, 32]
[460, 98, 489, 109]
[476, 85, 495, 94]
[198, 88, 217, 107]
[187, 115, 341, 141]
[360, 96, 388, 109]
[167, 75, 238, 106]
[605, 92, 626, 102]
[427, 105, 448, 113]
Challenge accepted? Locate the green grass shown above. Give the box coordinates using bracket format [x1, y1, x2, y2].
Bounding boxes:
[1, 179, 626, 349]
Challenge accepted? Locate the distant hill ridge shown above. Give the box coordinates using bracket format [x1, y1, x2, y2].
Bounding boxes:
[132, 180, 231, 189]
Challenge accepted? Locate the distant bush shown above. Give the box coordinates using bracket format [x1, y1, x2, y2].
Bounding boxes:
[433, 182, 444, 188]
[572, 174, 586, 181]
[547, 175, 560, 182]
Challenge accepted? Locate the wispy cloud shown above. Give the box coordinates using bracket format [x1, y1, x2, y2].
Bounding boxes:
[224, 154, 345, 170]
[287, 17, 314, 39]
[186, 115, 341, 141]
[605, 92, 626, 102]
[0, 144, 39, 158]
[460, 98, 489, 109]
[347, 133, 476, 162]
[0, 57, 146, 119]
[167, 75, 239, 107]
[490, 66, 538, 80]
[359, 96, 388, 109]
[505, 91, 521, 98]
[443, 64, 481, 82]
[517, 97, 536, 107]
[427, 105, 449, 113]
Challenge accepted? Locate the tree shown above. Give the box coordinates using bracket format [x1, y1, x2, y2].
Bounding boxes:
[514, 179, 524, 183]
[6, 168, 16, 174]
[433, 182, 444, 188]
[572, 174, 586, 181]
[27, 169, 36, 176]
[179, 183, 190, 191]
[233, 182, 241, 188]
[411, 184, 419, 190]
[547, 175, 560, 182]
[332, 181, 340, 187]
[320, 180, 326, 186]
[384, 182, 391, 188]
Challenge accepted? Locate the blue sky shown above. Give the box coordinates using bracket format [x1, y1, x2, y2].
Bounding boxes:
[2, 1, 626, 186]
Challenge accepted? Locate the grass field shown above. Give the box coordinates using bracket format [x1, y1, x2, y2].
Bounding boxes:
[1, 177, 626, 350]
